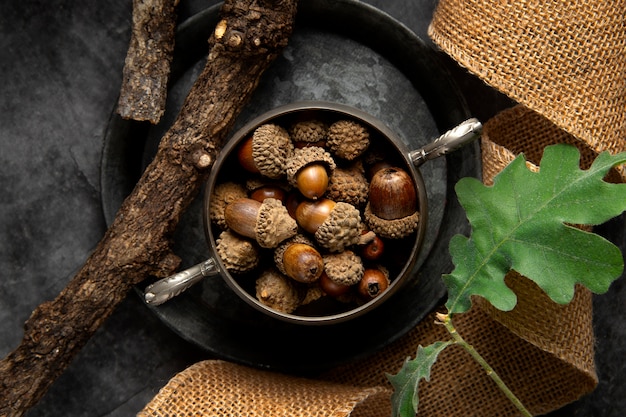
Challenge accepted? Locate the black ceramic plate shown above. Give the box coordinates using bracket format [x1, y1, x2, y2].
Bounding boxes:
[101, 0, 480, 374]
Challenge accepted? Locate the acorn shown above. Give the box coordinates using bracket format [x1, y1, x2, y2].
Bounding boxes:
[364, 167, 420, 239]
[296, 198, 337, 235]
[301, 284, 325, 305]
[215, 230, 260, 273]
[224, 197, 297, 248]
[357, 267, 390, 300]
[360, 232, 385, 261]
[284, 191, 302, 219]
[323, 250, 364, 286]
[250, 184, 287, 203]
[237, 124, 293, 178]
[289, 119, 328, 148]
[274, 234, 324, 284]
[285, 146, 336, 200]
[208, 181, 248, 230]
[255, 268, 303, 314]
[295, 198, 363, 252]
[327, 119, 370, 160]
[326, 161, 369, 207]
[318, 271, 351, 298]
[245, 177, 291, 198]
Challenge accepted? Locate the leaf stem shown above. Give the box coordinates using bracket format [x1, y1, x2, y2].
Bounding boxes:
[436, 313, 533, 417]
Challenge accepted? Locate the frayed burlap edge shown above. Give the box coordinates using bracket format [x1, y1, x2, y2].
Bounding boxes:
[428, 0, 626, 181]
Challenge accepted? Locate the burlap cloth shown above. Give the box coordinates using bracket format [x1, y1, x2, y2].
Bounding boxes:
[139, 1, 626, 416]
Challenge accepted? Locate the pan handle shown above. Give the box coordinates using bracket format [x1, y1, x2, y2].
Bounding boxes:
[143, 258, 219, 306]
[409, 118, 482, 168]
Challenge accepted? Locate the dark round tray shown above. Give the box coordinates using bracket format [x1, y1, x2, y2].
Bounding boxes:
[100, 0, 480, 374]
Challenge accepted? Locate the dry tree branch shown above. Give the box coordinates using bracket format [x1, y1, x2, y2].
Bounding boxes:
[117, 0, 178, 124]
[0, 0, 298, 415]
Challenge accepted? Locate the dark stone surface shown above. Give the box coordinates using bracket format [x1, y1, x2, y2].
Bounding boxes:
[0, 0, 623, 416]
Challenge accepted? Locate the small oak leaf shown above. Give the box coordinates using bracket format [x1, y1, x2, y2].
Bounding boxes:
[387, 341, 452, 417]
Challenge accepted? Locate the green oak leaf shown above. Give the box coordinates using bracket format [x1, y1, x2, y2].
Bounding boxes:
[445, 144, 626, 314]
[387, 341, 453, 417]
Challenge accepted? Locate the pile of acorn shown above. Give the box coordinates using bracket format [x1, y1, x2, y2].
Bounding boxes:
[208, 113, 420, 316]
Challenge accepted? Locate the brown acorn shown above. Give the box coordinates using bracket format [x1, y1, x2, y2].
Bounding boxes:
[250, 185, 287, 203]
[357, 268, 390, 300]
[281, 243, 324, 284]
[236, 124, 293, 178]
[368, 167, 416, 220]
[224, 197, 297, 248]
[319, 271, 351, 298]
[295, 198, 337, 235]
[237, 135, 259, 174]
[289, 119, 328, 148]
[295, 198, 363, 252]
[360, 232, 385, 261]
[255, 268, 303, 314]
[364, 167, 420, 239]
[295, 163, 329, 200]
[285, 147, 336, 200]
[274, 234, 324, 284]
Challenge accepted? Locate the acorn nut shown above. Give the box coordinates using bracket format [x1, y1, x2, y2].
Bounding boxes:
[289, 119, 327, 148]
[326, 162, 369, 207]
[327, 119, 370, 160]
[274, 235, 323, 284]
[295, 198, 336, 235]
[208, 181, 247, 230]
[319, 271, 351, 298]
[224, 197, 297, 248]
[295, 198, 363, 252]
[237, 124, 293, 178]
[360, 232, 385, 261]
[323, 250, 364, 286]
[364, 167, 420, 239]
[255, 268, 303, 314]
[250, 184, 287, 203]
[285, 146, 336, 200]
[215, 230, 260, 273]
[357, 267, 390, 300]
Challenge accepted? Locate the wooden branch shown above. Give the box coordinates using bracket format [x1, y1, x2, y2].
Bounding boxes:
[116, 0, 178, 124]
[0, 0, 298, 415]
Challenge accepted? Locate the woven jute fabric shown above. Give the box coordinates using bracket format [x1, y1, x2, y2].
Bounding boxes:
[137, 360, 391, 417]
[428, 0, 626, 180]
[139, 106, 601, 416]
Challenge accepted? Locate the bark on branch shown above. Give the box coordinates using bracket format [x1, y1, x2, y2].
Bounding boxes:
[117, 0, 178, 124]
[0, 0, 298, 415]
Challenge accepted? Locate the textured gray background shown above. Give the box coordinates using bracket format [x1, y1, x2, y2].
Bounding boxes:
[1, 0, 624, 416]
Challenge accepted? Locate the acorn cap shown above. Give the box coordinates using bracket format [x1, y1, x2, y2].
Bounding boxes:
[364, 202, 420, 239]
[215, 230, 260, 273]
[327, 120, 370, 160]
[285, 146, 336, 188]
[323, 250, 364, 286]
[208, 181, 247, 230]
[326, 162, 369, 207]
[273, 234, 317, 275]
[315, 201, 363, 252]
[255, 198, 298, 248]
[251, 123, 294, 179]
[289, 119, 328, 144]
[255, 268, 303, 314]
[301, 284, 325, 305]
